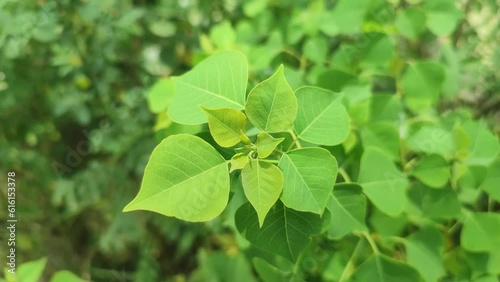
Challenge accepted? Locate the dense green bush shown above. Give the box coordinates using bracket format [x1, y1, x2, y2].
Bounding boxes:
[1, 0, 499, 281]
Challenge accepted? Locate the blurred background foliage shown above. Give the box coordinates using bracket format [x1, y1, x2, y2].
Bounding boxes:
[0, 0, 499, 281]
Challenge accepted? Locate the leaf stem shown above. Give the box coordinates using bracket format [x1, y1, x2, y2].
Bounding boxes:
[287, 130, 302, 150]
[259, 159, 279, 164]
[338, 168, 352, 183]
[339, 237, 365, 282]
[358, 231, 380, 255]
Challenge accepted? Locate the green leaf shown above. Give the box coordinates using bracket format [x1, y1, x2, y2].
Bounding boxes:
[395, 8, 426, 40]
[407, 184, 461, 219]
[279, 148, 338, 214]
[358, 33, 394, 68]
[253, 258, 290, 282]
[358, 149, 408, 216]
[328, 0, 367, 35]
[404, 227, 446, 282]
[326, 183, 368, 239]
[201, 107, 247, 148]
[147, 78, 175, 113]
[303, 37, 327, 64]
[463, 120, 500, 167]
[351, 254, 422, 282]
[462, 213, 500, 253]
[123, 134, 230, 222]
[411, 154, 450, 188]
[241, 160, 284, 226]
[361, 122, 400, 161]
[370, 94, 402, 123]
[406, 125, 455, 158]
[423, 0, 463, 36]
[230, 153, 249, 173]
[480, 160, 500, 201]
[256, 132, 284, 159]
[245, 65, 297, 133]
[5, 257, 47, 282]
[294, 86, 350, 146]
[169, 51, 247, 124]
[235, 201, 323, 262]
[401, 61, 445, 112]
[50, 271, 86, 282]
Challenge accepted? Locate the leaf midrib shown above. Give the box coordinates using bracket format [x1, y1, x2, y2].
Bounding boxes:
[177, 80, 244, 108]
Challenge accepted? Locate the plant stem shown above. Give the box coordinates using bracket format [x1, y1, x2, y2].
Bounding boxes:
[338, 168, 352, 183]
[288, 130, 302, 150]
[358, 231, 380, 255]
[339, 238, 364, 282]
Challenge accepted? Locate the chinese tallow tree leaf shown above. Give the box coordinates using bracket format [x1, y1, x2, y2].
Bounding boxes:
[461, 213, 500, 252]
[241, 160, 284, 226]
[423, 0, 463, 36]
[404, 227, 446, 282]
[351, 254, 422, 282]
[235, 201, 323, 262]
[146, 78, 174, 113]
[256, 132, 284, 159]
[411, 154, 450, 188]
[50, 271, 86, 282]
[361, 122, 400, 161]
[401, 61, 445, 112]
[123, 134, 230, 222]
[480, 160, 500, 201]
[326, 183, 368, 239]
[328, 0, 367, 35]
[395, 8, 426, 40]
[201, 107, 247, 148]
[406, 184, 461, 219]
[5, 257, 47, 282]
[168, 51, 247, 124]
[294, 86, 349, 146]
[252, 258, 290, 282]
[406, 125, 455, 158]
[463, 120, 500, 167]
[278, 148, 338, 214]
[358, 148, 408, 216]
[245, 65, 297, 133]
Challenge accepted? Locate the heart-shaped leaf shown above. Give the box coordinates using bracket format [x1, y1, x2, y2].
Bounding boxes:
[123, 134, 230, 222]
[411, 154, 450, 188]
[279, 148, 338, 214]
[462, 213, 500, 253]
[294, 86, 349, 146]
[235, 201, 323, 262]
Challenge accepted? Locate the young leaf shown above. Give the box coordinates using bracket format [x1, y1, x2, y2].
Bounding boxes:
[461, 213, 500, 253]
[245, 65, 297, 133]
[241, 159, 284, 226]
[235, 201, 323, 262]
[293, 86, 349, 146]
[201, 107, 247, 148]
[326, 183, 368, 239]
[423, 0, 463, 36]
[351, 254, 422, 282]
[256, 132, 284, 158]
[358, 149, 408, 216]
[168, 51, 248, 124]
[123, 134, 230, 222]
[230, 153, 249, 173]
[279, 148, 338, 214]
[411, 154, 450, 188]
